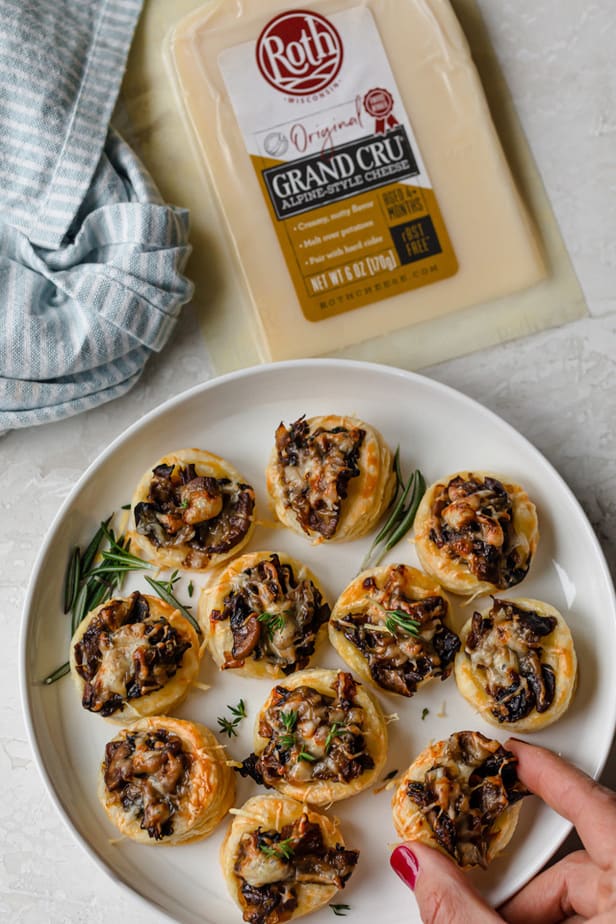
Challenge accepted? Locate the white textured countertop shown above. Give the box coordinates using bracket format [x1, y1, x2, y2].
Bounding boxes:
[1, 0, 614, 920]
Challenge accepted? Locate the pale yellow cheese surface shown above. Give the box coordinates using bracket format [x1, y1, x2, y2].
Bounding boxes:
[167, 0, 546, 360]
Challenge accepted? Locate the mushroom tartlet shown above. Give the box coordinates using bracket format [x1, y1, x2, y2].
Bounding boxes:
[221, 795, 358, 924]
[128, 449, 256, 570]
[329, 564, 459, 697]
[266, 414, 395, 543]
[414, 471, 539, 595]
[239, 669, 387, 806]
[392, 731, 529, 869]
[454, 597, 577, 732]
[70, 591, 200, 719]
[99, 717, 235, 844]
[201, 551, 330, 678]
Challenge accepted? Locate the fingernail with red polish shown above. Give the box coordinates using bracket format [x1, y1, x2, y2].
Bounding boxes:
[390, 845, 420, 890]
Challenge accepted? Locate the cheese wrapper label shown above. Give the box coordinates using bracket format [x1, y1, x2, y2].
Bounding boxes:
[218, 7, 457, 320]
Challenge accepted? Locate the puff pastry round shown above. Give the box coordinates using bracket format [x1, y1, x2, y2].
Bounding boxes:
[239, 669, 387, 806]
[392, 731, 528, 869]
[99, 716, 235, 844]
[329, 563, 459, 697]
[414, 471, 539, 595]
[454, 597, 577, 732]
[127, 448, 256, 570]
[200, 551, 330, 678]
[221, 795, 358, 923]
[70, 591, 200, 719]
[266, 414, 395, 543]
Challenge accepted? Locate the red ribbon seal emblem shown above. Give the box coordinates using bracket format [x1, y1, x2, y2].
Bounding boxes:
[363, 87, 399, 134]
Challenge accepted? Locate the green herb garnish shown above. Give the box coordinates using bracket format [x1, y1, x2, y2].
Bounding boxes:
[298, 750, 317, 763]
[144, 573, 202, 637]
[325, 722, 344, 754]
[281, 710, 298, 732]
[383, 769, 399, 782]
[421, 707, 430, 721]
[360, 461, 426, 570]
[217, 700, 247, 737]
[329, 905, 351, 917]
[384, 609, 420, 637]
[257, 610, 286, 638]
[259, 837, 294, 861]
[188, 580, 194, 598]
[120, 503, 131, 510]
[42, 661, 71, 685]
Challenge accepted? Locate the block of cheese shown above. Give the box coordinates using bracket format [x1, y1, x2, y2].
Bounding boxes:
[168, 0, 546, 361]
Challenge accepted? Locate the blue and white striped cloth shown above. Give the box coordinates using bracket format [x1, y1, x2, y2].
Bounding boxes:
[0, 0, 194, 430]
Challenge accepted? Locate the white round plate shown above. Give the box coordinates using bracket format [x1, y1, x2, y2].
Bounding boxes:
[21, 359, 616, 924]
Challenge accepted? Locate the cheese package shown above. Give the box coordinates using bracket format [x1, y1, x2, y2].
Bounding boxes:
[168, 0, 546, 361]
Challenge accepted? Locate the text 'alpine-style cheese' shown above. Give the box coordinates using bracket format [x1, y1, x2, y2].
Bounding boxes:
[168, 0, 546, 359]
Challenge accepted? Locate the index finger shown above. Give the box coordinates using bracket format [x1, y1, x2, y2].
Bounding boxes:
[506, 738, 616, 866]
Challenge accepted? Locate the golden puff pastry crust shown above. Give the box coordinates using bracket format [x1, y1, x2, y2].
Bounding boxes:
[127, 448, 256, 571]
[70, 591, 200, 720]
[454, 596, 577, 732]
[266, 414, 395, 543]
[200, 551, 331, 678]
[414, 470, 539, 596]
[98, 716, 235, 845]
[329, 563, 459, 697]
[239, 669, 387, 806]
[221, 795, 358, 923]
[392, 731, 528, 869]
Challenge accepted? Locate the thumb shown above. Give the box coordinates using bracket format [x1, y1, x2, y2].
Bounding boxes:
[390, 842, 503, 924]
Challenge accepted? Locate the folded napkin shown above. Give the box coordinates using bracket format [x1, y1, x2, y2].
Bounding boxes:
[0, 0, 194, 430]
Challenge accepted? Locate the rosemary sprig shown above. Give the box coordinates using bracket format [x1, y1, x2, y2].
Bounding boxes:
[360, 464, 426, 571]
[42, 661, 71, 685]
[217, 700, 247, 737]
[63, 547, 81, 614]
[257, 610, 286, 638]
[384, 609, 420, 637]
[260, 837, 294, 861]
[329, 905, 351, 917]
[144, 574, 202, 638]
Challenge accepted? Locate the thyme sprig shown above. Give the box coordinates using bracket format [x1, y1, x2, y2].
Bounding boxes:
[329, 905, 351, 917]
[360, 457, 426, 571]
[257, 610, 286, 638]
[259, 837, 294, 861]
[278, 710, 298, 749]
[383, 609, 421, 637]
[325, 721, 344, 754]
[217, 700, 247, 738]
[298, 750, 317, 763]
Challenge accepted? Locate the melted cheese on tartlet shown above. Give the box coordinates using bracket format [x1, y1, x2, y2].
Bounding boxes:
[200, 550, 331, 678]
[70, 592, 200, 721]
[454, 596, 577, 732]
[329, 563, 459, 697]
[221, 795, 358, 924]
[98, 717, 235, 845]
[244, 668, 387, 806]
[414, 470, 539, 596]
[127, 448, 256, 571]
[266, 415, 395, 543]
[392, 731, 528, 869]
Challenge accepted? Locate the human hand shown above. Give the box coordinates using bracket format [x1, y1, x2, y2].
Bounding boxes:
[390, 738, 616, 923]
